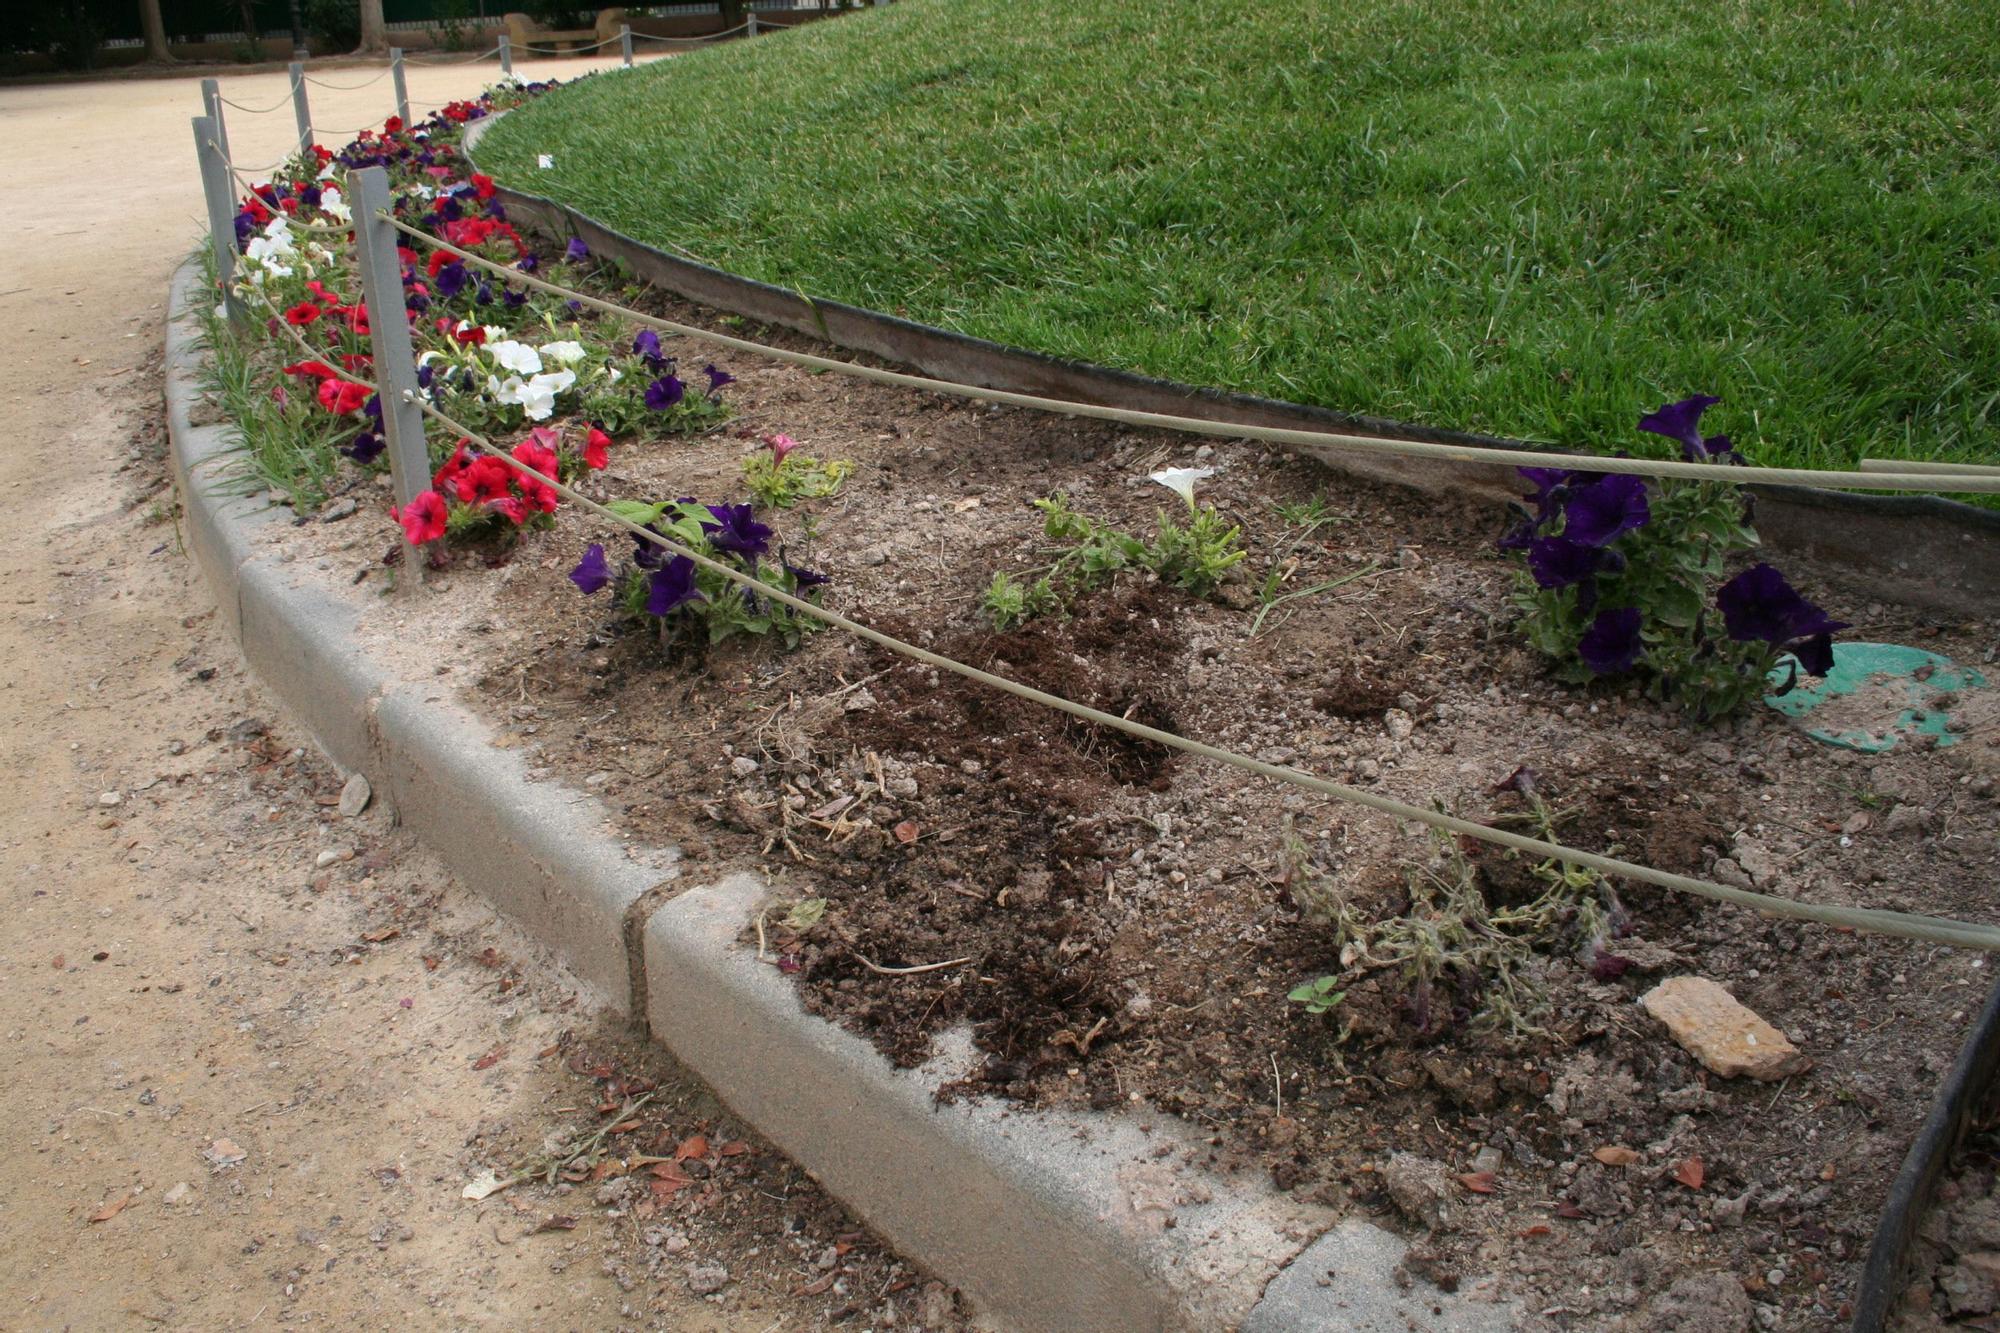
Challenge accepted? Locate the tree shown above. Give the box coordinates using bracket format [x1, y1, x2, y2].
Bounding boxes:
[357, 0, 388, 53]
[138, 0, 173, 61]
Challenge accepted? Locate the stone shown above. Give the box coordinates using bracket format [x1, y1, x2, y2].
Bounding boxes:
[1940, 1258, 2000, 1317]
[338, 772, 371, 818]
[1641, 977, 1810, 1081]
[1882, 804, 1930, 836]
[1381, 1152, 1456, 1231]
[315, 847, 355, 869]
[319, 497, 358, 522]
[686, 1264, 729, 1295]
[1383, 709, 1415, 743]
[97, 791, 122, 808]
[843, 688, 878, 713]
[729, 756, 760, 778]
[161, 1181, 193, 1206]
[227, 716, 268, 743]
[1638, 1271, 1753, 1332]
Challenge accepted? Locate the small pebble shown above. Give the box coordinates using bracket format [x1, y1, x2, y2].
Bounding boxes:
[97, 791, 122, 808]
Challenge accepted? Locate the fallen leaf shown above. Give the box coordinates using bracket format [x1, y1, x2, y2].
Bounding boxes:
[533, 1214, 578, 1233]
[362, 926, 399, 943]
[462, 1169, 509, 1201]
[1554, 1201, 1588, 1219]
[473, 947, 505, 969]
[607, 1119, 641, 1134]
[1674, 1156, 1705, 1190]
[718, 1141, 750, 1157]
[675, 1136, 709, 1162]
[472, 1046, 506, 1071]
[1456, 1171, 1498, 1194]
[648, 1163, 693, 1196]
[783, 899, 827, 931]
[89, 1191, 137, 1223]
[1820, 1163, 1837, 1182]
[422, 955, 440, 971]
[1592, 1146, 1643, 1167]
[797, 1272, 838, 1296]
[1518, 1224, 1552, 1238]
[893, 820, 920, 845]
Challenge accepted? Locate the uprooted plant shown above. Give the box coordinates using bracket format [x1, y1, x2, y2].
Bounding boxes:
[1284, 768, 1627, 1041]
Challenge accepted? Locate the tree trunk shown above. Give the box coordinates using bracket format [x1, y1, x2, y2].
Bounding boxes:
[719, 0, 743, 29]
[138, 0, 173, 61]
[356, 0, 389, 53]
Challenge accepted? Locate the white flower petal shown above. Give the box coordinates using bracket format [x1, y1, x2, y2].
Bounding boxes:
[538, 340, 587, 366]
[1148, 466, 1215, 505]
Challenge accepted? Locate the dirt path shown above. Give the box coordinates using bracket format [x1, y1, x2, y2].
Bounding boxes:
[0, 62, 954, 1333]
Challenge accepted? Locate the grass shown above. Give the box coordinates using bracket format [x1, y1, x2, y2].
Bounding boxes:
[195, 295, 347, 511]
[476, 0, 2000, 475]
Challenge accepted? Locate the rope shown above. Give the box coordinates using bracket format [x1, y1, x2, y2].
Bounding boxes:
[519, 34, 623, 53]
[381, 215, 2000, 497]
[218, 75, 305, 115]
[390, 392, 2000, 953]
[305, 67, 392, 90]
[221, 217, 2000, 952]
[631, 22, 752, 43]
[221, 151, 291, 177]
[404, 43, 503, 65]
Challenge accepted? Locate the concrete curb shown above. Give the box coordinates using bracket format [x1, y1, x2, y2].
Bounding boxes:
[164, 259, 1517, 1330]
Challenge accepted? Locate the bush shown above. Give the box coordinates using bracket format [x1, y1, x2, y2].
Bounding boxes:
[302, 0, 359, 51]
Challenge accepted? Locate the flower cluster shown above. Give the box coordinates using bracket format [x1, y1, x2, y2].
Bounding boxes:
[1503, 395, 1846, 718]
[567, 497, 830, 650]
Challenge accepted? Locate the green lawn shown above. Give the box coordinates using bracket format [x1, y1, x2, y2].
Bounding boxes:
[477, 0, 2000, 473]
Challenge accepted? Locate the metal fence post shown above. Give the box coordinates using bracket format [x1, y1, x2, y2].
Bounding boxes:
[288, 60, 312, 155]
[200, 77, 231, 163]
[620, 24, 632, 66]
[348, 166, 432, 581]
[192, 116, 244, 326]
[390, 47, 410, 124]
[746, 12, 759, 37]
[498, 34, 512, 76]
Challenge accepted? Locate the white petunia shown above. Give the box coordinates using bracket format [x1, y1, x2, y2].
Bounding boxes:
[605, 366, 622, 384]
[514, 370, 576, 421]
[537, 154, 555, 170]
[538, 340, 587, 367]
[1149, 466, 1215, 506]
[487, 340, 543, 375]
[319, 186, 350, 224]
[488, 374, 524, 405]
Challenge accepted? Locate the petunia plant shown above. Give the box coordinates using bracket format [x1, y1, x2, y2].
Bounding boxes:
[567, 498, 830, 650]
[741, 433, 853, 508]
[1503, 395, 1847, 720]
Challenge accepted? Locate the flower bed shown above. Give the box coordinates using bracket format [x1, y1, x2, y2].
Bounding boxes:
[200, 94, 2000, 1330]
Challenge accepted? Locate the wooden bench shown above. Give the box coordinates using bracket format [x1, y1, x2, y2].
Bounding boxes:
[503, 11, 601, 54]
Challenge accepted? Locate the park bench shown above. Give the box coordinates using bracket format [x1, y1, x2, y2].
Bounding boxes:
[502, 11, 605, 54]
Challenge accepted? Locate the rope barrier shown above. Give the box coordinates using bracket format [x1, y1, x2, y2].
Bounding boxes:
[304, 67, 392, 90]
[218, 75, 305, 115]
[631, 22, 752, 42]
[217, 204, 2000, 954]
[404, 43, 503, 65]
[519, 34, 623, 53]
[380, 215, 2000, 497]
[389, 389, 2000, 953]
[222, 152, 292, 177]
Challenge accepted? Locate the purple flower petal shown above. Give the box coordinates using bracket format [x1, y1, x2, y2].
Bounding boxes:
[1577, 607, 1645, 675]
[1528, 535, 1603, 589]
[568, 543, 612, 594]
[644, 375, 685, 411]
[645, 556, 705, 615]
[700, 503, 772, 559]
[564, 235, 589, 262]
[1562, 473, 1650, 546]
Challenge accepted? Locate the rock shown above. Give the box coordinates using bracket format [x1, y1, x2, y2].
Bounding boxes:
[1639, 1271, 1754, 1332]
[886, 776, 919, 799]
[1380, 1152, 1456, 1231]
[97, 791, 122, 808]
[204, 1137, 247, 1169]
[594, 1176, 642, 1209]
[315, 847, 355, 869]
[860, 547, 888, 567]
[1940, 1258, 2000, 1317]
[1472, 1146, 1504, 1175]
[338, 772, 371, 818]
[1731, 841, 1779, 886]
[729, 756, 760, 778]
[842, 688, 877, 713]
[162, 1181, 193, 1206]
[1641, 977, 1810, 1081]
[319, 497, 358, 522]
[1951, 1198, 2000, 1252]
[1711, 1190, 1753, 1226]
[166, 738, 186, 756]
[226, 717, 268, 743]
[686, 1264, 729, 1295]
[1882, 804, 1930, 836]
[1383, 709, 1415, 743]
[1709, 859, 1754, 891]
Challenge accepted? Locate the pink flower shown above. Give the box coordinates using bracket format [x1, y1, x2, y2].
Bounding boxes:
[762, 433, 799, 465]
[393, 490, 448, 545]
[583, 425, 612, 471]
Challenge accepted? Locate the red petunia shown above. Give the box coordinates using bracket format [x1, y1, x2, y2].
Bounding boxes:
[510, 438, 560, 481]
[489, 495, 528, 526]
[433, 440, 474, 492]
[583, 426, 612, 471]
[281, 359, 340, 380]
[393, 490, 448, 545]
[426, 250, 454, 279]
[471, 173, 496, 200]
[450, 322, 486, 347]
[316, 378, 371, 415]
[519, 480, 560, 515]
[456, 457, 515, 507]
[383, 115, 404, 135]
[311, 144, 334, 163]
[284, 301, 322, 326]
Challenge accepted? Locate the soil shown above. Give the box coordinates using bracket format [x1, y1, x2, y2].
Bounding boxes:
[1894, 1057, 2000, 1328]
[133, 67, 2000, 1329]
[0, 68, 968, 1333]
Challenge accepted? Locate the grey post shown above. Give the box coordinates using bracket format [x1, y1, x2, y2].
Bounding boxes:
[192, 117, 244, 326]
[620, 23, 632, 66]
[200, 77, 231, 163]
[746, 12, 758, 37]
[498, 33, 512, 76]
[348, 166, 432, 581]
[288, 60, 313, 155]
[390, 47, 410, 125]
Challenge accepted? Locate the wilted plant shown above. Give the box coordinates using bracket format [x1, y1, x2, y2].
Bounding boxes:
[742, 433, 853, 508]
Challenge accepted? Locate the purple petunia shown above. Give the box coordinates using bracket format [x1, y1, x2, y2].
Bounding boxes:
[517, 253, 539, 273]
[1715, 563, 1849, 675]
[783, 557, 830, 588]
[1562, 473, 1650, 546]
[342, 431, 385, 464]
[645, 556, 704, 615]
[644, 374, 685, 412]
[632, 329, 664, 367]
[433, 260, 469, 299]
[502, 287, 527, 309]
[564, 235, 589, 263]
[1638, 394, 1738, 463]
[1527, 535, 1603, 590]
[701, 503, 773, 559]
[568, 543, 612, 594]
[1577, 607, 1645, 675]
[703, 364, 735, 395]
